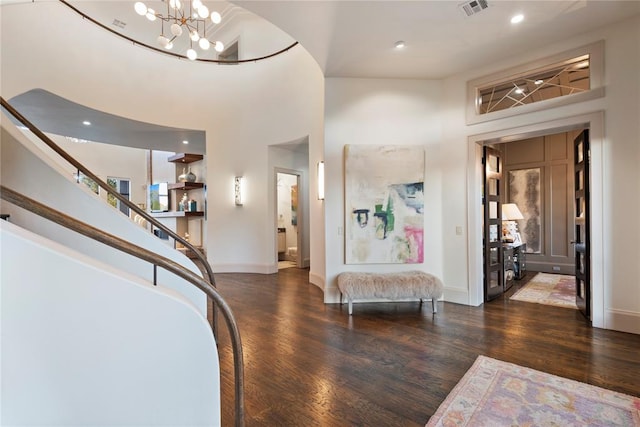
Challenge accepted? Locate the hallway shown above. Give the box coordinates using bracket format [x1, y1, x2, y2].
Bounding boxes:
[212, 268, 640, 426]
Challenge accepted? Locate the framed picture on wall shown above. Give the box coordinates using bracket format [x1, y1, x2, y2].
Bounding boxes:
[344, 144, 425, 264]
[508, 168, 541, 253]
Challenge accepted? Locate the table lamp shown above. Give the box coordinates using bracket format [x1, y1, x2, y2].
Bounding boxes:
[502, 203, 524, 244]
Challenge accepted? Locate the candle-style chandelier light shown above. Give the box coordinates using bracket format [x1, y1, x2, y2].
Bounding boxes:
[134, 0, 224, 60]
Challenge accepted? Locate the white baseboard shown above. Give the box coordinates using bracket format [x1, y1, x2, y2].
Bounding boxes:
[212, 263, 276, 274]
[605, 309, 640, 335]
[444, 287, 473, 305]
[324, 286, 340, 303]
[309, 272, 325, 292]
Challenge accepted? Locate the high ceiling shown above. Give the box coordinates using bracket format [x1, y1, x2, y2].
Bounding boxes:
[3, 0, 639, 152]
[41, 1, 640, 79]
[62, 0, 297, 62]
[235, 0, 640, 79]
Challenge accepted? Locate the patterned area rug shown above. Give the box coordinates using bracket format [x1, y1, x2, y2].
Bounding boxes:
[426, 356, 640, 426]
[510, 272, 577, 309]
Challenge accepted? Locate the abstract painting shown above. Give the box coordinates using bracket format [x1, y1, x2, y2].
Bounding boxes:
[344, 145, 425, 264]
[291, 184, 298, 226]
[509, 168, 541, 253]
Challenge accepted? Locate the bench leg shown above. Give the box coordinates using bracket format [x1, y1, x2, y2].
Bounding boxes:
[432, 298, 438, 313]
[348, 299, 353, 316]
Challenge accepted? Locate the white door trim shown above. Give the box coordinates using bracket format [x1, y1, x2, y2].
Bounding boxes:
[274, 168, 304, 269]
[466, 112, 605, 328]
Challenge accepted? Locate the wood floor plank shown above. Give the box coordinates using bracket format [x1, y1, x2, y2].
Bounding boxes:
[212, 269, 640, 426]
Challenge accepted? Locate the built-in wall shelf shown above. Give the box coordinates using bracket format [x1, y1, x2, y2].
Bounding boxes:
[168, 153, 203, 164]
[149, 152, 206, 249]
[168, 182, 205, 191]
[150, 211, 205, 218]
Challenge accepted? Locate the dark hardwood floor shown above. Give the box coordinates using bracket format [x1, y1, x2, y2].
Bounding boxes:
[212, 268, 640, 426]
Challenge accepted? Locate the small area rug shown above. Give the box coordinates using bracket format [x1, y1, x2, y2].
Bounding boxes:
[510, 272, 577, 309]
[278, 260, 296, 270]
[426, 355, 640, 426]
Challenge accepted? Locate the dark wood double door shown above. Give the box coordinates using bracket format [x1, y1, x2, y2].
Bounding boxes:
[482, 130, 591, 319]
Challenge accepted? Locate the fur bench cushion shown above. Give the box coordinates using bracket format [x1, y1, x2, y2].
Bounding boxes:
[337, 270, 443, 300]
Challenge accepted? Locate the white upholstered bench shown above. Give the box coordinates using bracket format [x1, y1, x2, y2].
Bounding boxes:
[337, 271, 444, 315]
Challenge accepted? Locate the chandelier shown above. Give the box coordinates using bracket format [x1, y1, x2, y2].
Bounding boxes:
[134, 0, 224, 60]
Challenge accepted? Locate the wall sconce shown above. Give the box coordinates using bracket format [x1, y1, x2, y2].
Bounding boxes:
[317, 161, 325, 200]
[234, 176, 245, 206]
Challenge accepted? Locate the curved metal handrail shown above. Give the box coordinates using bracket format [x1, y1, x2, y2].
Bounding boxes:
[0, 96, 218, 333]
[1, 185, 244, 427]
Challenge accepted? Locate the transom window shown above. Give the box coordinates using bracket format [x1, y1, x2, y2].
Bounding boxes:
[466, 41, 603, 124]
[477, 55, 589, 115]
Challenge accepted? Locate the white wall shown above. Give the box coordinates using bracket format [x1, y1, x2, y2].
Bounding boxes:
[152, 150, 178, 185]
[49, 136, 148, 210]
[1, 221, 220, 426]
[216, 11, 296, 60]
[204, 51, 323, 274]
[322, 17, 640, 333]
[0, 1, 325, 279]
[323, 78, 444, 302]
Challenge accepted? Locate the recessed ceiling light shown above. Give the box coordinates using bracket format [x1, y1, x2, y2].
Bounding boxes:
[534, 79, 544, 85]
[82, 120, 91, 126]
[514, 88, 525, 95]
[394, 40, 405, 49]
[511, 14, 524, 24]
[182, 140, 189, 145]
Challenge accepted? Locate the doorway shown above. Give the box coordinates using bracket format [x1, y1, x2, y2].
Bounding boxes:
[276, 171, 302, 270]
[482, 129, 589, 318]
[467, 112, 604, 327]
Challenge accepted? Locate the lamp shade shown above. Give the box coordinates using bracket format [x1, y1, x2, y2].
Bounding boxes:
[134, 2, 147, 15]
[502, 203, 524, 220]
[197, 5, 209, 18]
[199, 38, 210, 50]
[170, 23, 183, 37]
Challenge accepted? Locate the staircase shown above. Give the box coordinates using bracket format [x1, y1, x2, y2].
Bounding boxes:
[0, 98, 244, 426]
[1, 220, 221, 425]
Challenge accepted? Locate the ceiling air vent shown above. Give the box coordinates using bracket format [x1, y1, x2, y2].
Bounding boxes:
[459, 0, 489, 17]
[112, 19, 127, 29]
